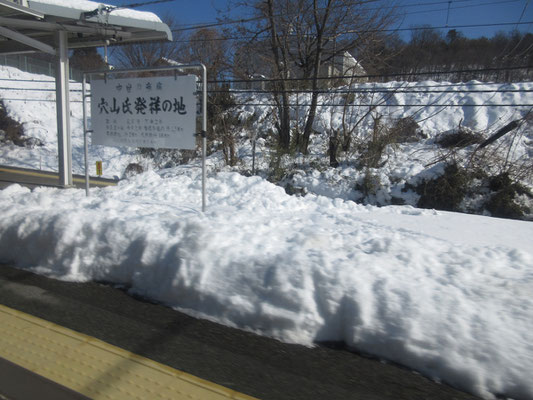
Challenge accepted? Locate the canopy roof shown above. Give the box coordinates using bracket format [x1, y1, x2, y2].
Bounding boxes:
[0, 0, 172, 55]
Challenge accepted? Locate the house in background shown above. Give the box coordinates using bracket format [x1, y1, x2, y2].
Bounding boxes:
[233, 51, 366, 91]
[320, 51, 367, 86]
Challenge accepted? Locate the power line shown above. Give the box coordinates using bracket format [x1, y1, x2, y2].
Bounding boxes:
[1, 79, 530, 92]
[1, 68, 531, 97]
[208, 65, 533, 84]
[172, 0, 521, 33]
[2, 98, 527, 107]
[173, 0, 384, 32]
[0, 87, 83, 92]
[397, 0, 522, 17]
[2, 98, 530, 107]
[173, 21, 533, 43]
[1, 69, 530, 91]
[388, 21, 533, 33]
[0, 99, 83, 103]
[115, 0, 175, 9]
[209, 88, 533, 94]
[210, 102, 533, 107]
[391, 81, 531, 87]
[0, 78, 82, 84]
[4, 86, 533, 95]
[514, 0, 531, 29]
[0, 78, 522, 88]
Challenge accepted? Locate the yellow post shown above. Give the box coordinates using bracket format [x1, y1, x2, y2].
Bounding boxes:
[96, 161, 103, 176]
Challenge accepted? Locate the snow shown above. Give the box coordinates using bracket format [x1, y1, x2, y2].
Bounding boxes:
[235, 81, 533, 215]
[0, 66, 139, 177]
[28, 0, 163, 22]
[1, 65, 533, 400]
[1, 171, 532, 400]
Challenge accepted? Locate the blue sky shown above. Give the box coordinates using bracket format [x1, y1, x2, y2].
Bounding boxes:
[118, 0, 533, 40]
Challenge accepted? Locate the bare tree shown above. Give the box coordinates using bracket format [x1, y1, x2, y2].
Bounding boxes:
[70, 48, 107, 71]
[183, 28, 229, 81]
[231, 0, 397, 154]
[110, 15, 185, 67]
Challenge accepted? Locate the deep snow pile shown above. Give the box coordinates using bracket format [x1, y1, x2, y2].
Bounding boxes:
[0, 169, 532, 400]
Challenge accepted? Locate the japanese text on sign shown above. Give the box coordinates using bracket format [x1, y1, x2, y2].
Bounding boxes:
[97, 96, 187, 115]
[90, 75, 197, 149]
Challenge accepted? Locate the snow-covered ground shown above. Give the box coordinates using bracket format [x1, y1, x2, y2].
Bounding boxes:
[1, 65, 533, 400]
[1, 170, 532, 400]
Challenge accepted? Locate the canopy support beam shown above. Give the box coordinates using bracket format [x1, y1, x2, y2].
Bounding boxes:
[0, 25, 56, 55]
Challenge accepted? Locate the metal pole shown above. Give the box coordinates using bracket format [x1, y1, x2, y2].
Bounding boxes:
[82, 74, 89, 196]
[55, 30, 72, 187]
[252, 133, 256, 175]
[201, 64, 207, 213]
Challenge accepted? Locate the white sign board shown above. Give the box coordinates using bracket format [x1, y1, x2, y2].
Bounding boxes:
[90, 75, 197, 149]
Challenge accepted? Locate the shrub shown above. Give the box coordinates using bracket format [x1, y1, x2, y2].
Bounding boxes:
[358, 115, 393, 169]
[484, 173, 532, 219]
[355, 171, 381, 201]
[0, 100, 25, 146]
[123, 163, 144, 178]
[485, 190, 525, 219]
[436, 127, 484, 148]
[139, 148, 193, 169]
[357, 116, 425, 169]
[389, 116, 426, 143]
[416, 163, 470, 211]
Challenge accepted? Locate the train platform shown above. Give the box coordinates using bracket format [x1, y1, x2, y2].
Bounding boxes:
[0, 263, 480, 400]
[0, 304, 256, 400]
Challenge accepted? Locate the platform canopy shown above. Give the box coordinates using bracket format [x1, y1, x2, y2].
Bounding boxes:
[0, 0, 172, 55]
[0, 0, 173, 187]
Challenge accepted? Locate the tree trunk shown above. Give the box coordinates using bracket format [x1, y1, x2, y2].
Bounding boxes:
[329, 130, 339, 167]
[298, 0, 331, 155]
[279, 91, 291, 151]
[267, 0, 291, 153]
[300, 90, 319, 154]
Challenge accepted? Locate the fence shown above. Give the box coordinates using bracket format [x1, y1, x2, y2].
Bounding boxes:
[0, 54, 83, 82]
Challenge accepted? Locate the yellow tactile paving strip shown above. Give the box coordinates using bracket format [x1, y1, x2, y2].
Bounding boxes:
[0, 304, 258, 400]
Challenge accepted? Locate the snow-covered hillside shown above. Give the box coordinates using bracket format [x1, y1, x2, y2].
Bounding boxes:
[228, 81, 533, 219]
[1, 65, 533, 400]
[1, 65, 531, 218]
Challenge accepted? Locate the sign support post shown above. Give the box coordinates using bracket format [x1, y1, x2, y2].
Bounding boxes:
[82, 73, 90, 197]
[200, 64, 207, 212]
[82, 64, 208, 212]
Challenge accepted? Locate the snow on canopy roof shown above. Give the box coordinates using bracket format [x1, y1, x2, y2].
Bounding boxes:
[0, 0, 171, 54]
[28, 0, 162, 23]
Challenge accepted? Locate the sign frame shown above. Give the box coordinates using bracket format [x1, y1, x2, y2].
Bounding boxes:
[82, 64, 208, 212]
[90, 75, 197, 149]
